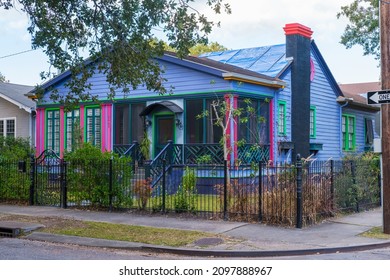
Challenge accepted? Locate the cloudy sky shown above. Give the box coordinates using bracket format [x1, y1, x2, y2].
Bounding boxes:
[0, 0, 380, 86]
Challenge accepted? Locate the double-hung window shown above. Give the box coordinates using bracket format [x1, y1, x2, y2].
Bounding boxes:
[66, 109, 80, 151]
[0, 118, 15, 138]
[86, 107, 101, 147]
[46, 110, 60, 153]
[342, 114, 355, 151]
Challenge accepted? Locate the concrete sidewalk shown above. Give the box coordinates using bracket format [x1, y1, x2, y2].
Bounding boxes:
[0, 204, 389, 257]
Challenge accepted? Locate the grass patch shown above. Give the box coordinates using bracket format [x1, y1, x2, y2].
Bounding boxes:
[0, 214, 216, 247]
[360, 226, 390, 239]
[42, 221, 213, 247]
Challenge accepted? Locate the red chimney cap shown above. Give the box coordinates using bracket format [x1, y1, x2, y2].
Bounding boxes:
[283, 23, 313, 39]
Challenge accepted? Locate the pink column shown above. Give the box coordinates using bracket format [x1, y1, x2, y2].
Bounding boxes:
[269, 99, 275, 163]
[101, 103, 113, 152]
[35, 108, 45, 157]
[59, 107, 65, 157]
[224, 94, 238, 165]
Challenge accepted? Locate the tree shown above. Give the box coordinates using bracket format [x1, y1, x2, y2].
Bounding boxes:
[160, 40, 228, 55]
[337, 0, 379, 60]
[0, 0, 231, 106]
[0, 72, 8, 83]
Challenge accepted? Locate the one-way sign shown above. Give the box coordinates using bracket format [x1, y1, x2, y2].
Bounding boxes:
[367, 90, 390, 104]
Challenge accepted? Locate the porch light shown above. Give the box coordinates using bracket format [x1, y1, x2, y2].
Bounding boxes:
[175, 118, 183, 130]
[145, 119, 152, 128]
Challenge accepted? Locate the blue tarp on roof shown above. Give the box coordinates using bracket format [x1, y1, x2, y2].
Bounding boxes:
[200, 44, 288, 78]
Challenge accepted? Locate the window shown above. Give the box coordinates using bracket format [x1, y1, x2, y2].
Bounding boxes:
[342, 114, 355, 151]
[66, 109, 80, 151]
[365, 118, 374, 145]
[185, 99, 204, 143]
[310, 106, 316, 138]
[238, 98, 269, 144]
[277, 101, 287, 136]
[46, 110, 60, 153]
[0, 118, 15, 138]
[86, 107, 101, 147]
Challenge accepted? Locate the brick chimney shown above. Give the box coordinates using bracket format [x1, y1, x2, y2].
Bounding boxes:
[283, 23, 313, 160]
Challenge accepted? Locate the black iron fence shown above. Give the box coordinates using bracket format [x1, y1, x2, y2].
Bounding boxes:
[0, 154, 381, 227]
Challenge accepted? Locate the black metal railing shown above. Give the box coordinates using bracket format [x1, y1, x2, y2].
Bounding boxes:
[0, 155, 381, 227]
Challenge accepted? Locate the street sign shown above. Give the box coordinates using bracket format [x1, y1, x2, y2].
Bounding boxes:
[367, 90, 390, 104]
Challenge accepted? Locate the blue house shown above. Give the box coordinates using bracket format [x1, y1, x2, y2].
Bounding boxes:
[28, 23, 378, 164]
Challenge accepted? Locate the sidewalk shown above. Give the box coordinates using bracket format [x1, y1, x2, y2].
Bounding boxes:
[1, 204, 389, 257]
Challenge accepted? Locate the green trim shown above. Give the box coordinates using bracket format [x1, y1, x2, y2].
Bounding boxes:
[45, 108, 60, 153]
[153, 112, 175, 157]
[310, 106, 317, 139]
[277, 100, 287, 136]
[84, 105, 101, 147]
[342, 114, 356, 151]
[64, 109, 80, 151]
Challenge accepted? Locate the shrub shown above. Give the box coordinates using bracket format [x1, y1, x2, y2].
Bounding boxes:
[174, 166, 197, 213]
[64, 142, 133, 208]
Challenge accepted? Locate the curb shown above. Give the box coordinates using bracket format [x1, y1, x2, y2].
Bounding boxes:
[24, 232, 390, 258]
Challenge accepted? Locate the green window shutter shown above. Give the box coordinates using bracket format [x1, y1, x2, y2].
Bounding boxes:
[277, 101, 287, 136]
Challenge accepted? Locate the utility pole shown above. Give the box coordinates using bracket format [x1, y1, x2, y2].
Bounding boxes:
[380, 0, 390, 234]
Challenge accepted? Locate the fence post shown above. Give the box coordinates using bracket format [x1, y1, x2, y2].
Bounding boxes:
[330, 160, 334, 212]
[162, 159, 166, 214]
[29, 154, 35, 206]
[60, 159, 67, 209]
[223, 160, 228, 221]
[296, 154, 303, 229]
[109, 157, 113, 212]
[258, 161, 263, 222]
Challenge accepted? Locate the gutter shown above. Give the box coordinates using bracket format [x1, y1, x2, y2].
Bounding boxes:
[222, 72, 287, 89]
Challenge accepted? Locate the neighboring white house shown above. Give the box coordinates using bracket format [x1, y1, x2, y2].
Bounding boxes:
[0, 82, 35, 145]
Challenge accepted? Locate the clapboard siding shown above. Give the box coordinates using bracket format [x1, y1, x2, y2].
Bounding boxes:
[41, 60, 232, 103]
[309, 51, 341, 161]
[275, 70, 293, 163]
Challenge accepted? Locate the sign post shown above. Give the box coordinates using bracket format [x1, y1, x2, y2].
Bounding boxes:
[380, 0, 390, 234]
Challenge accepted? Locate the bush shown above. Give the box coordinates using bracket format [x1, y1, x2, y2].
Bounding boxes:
[0, 136, 34, 160]
[174, 166, 197, 213]
[64, 142, 133, 208]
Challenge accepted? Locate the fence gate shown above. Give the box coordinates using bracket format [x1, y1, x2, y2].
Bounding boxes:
[33, 150, 65, 207]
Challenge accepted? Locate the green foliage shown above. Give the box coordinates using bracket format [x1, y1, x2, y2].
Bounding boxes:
[0, 0, 231, 107]
[337, 0, 379, 60]
[140, 132, 151, 160]
[64, 142, 133, 208]
[0, 72, 8, 83]
[334, 152, 380, 211]
[174, 167, 197, 212]
[0, 136, 34, 160]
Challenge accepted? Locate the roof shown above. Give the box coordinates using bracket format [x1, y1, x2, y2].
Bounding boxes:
[339, 82, 381, 111]
[30, 51, 287, 97]
[0, 82, 35, 112]
[199, 44, 290, 78]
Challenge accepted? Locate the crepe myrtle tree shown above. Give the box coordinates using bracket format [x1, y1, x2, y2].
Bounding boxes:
[0, 0, 231, 107]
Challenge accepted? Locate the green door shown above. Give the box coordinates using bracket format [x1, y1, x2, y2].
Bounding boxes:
[154, 115, 174, 156]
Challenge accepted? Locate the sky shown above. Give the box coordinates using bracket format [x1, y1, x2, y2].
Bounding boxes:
[0, 0, 380, 86]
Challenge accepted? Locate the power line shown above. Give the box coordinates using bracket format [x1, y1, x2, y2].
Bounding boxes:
[0, 49, 37, 60]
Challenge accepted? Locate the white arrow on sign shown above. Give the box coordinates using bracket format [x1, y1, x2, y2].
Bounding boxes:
[369, 92, 379, 103]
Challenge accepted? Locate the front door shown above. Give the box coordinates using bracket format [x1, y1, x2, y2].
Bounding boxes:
[155, 115, 174, 156]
